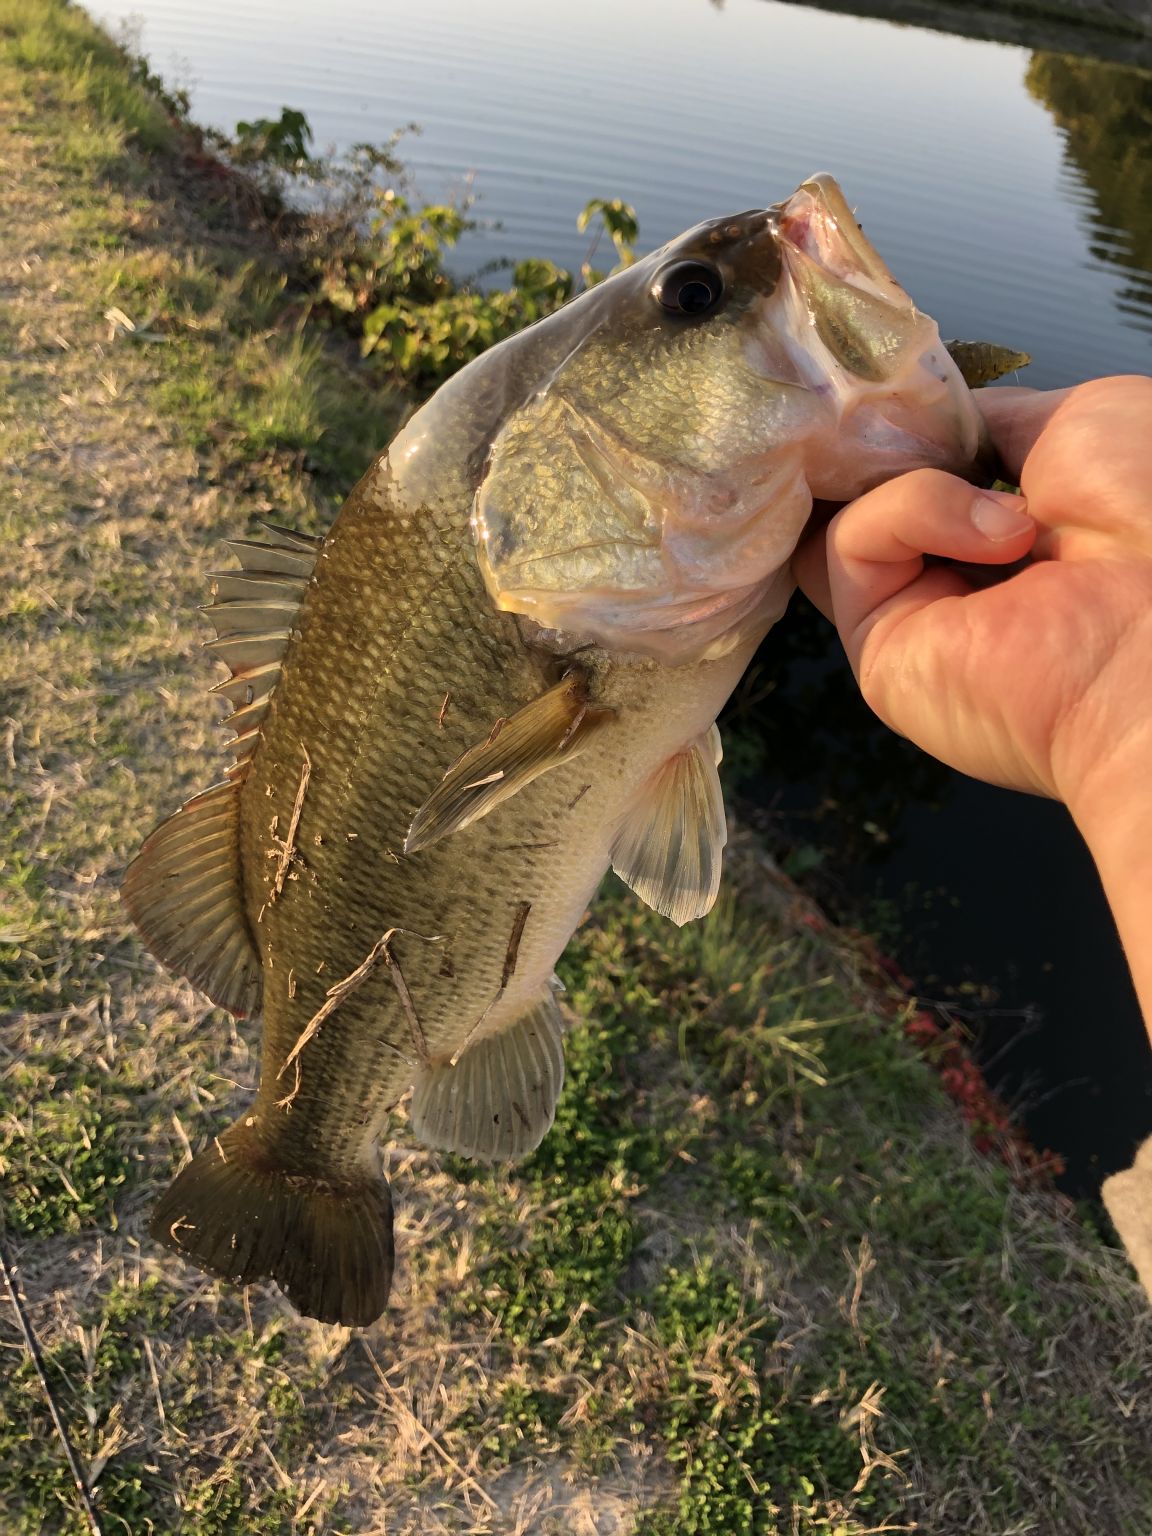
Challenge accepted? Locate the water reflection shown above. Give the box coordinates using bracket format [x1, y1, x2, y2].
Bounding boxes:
[1027, 53, 1152, 334]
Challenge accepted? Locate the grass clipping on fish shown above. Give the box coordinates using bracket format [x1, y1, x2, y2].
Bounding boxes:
[275, 927, 439, 1110]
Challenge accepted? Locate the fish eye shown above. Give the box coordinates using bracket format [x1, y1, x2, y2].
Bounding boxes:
[652, 260, 725, 317]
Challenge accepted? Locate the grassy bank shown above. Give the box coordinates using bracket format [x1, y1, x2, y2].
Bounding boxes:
[2, 2, 1151, 1531]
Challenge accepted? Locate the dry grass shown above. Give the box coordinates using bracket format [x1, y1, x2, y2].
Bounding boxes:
[3, 6, 1152, 1533]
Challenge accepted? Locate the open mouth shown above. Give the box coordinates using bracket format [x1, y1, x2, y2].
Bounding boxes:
[772, 175, 898, 293]
[770, 198, 813, 254]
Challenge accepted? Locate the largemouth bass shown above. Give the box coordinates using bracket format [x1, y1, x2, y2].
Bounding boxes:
[124, 175, 1018, 1327]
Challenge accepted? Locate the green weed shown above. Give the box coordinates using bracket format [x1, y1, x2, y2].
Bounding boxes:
[0, 1067, 134, 1235]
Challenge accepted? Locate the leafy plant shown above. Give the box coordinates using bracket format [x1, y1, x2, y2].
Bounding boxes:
[218, 108, 640, 392]
[231, 106, 314, 169]
[578, 195, 639, 286]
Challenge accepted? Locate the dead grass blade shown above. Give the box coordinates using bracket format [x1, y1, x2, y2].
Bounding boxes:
[0, 1234, 104, 1536]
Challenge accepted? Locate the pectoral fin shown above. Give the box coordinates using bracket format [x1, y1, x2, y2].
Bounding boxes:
[404, 672, 613, 854]
[409, 992, 565, 1162]
[611, 724, 726, 926]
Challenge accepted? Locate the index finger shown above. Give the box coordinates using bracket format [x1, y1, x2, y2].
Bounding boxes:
[974, 385, 1071, 481]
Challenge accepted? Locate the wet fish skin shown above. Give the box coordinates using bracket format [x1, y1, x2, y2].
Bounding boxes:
[128, 177, 1000, 1327]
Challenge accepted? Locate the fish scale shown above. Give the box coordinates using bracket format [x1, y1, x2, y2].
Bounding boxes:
[240, 472, 553, 1155]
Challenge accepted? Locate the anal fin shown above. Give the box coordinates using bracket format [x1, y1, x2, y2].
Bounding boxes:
[122, 781, 262, 1017]
[611, 723, 726, 927]
[409, 992, 565, 1162]
[404, 671, 612, 854]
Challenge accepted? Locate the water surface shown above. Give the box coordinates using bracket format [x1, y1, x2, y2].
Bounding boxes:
[95, 0, 1152, 383]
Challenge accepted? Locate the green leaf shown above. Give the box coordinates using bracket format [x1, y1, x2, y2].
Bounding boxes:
[231, 105, 314, 168]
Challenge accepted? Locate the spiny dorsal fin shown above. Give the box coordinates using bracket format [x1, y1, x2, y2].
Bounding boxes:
[404, 671, 614, 854]
[253, 521, 323, 553]
[122, 525, 322, 1016]
[203, 598, 303, 634]
[611, 723, 726, 927]
[205, 630, 293, 673]
[227, 541, 316, 577]
[122, 781, 262, 1017]
[205, 522, 321, 771]
[409, 992, 565, 1162]
[210, 659, 282, 708]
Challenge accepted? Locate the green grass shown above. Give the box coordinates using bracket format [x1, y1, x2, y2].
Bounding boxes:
[434, 890, 1152, 1532]
[0, 0, 176, 149]
[0, 1064, 134, 1235]
[2, 4, 1151, 1533]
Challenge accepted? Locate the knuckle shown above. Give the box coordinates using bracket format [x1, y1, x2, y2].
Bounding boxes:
[898, 466, 965, 499]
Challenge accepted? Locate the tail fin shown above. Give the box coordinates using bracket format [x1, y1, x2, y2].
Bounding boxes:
[149, 1120, 393, 1327]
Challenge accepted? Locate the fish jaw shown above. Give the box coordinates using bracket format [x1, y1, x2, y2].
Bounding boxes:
[763, 174, 983, 496]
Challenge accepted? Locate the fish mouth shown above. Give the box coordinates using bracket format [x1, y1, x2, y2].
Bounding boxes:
[748, 174, 983, 491]
[770, 173, 899, 294]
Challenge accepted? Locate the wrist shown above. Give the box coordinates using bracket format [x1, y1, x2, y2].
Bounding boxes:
[1067, 743, 1152, 1040]
[1064, 715, 1152, 851]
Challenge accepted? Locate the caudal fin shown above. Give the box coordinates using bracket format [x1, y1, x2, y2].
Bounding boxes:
[149, 1120, 393, 1327]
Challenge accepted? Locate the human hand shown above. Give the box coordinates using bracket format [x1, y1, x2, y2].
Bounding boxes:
[793, 375, 1152, 820]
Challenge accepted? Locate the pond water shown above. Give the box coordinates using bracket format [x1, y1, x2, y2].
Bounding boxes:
[91, 0, 1152, 1195]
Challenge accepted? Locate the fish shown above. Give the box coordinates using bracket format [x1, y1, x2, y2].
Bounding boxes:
[122, 174, 1023, 1328]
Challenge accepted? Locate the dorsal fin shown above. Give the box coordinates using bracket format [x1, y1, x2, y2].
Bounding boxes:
[122, 781, 262, 1016]
[252, 521, 323, 553]
[203, 522, 320, 771]
[121, 524, 322, 1017]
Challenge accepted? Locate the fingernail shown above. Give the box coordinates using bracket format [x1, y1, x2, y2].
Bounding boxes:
[972, 489, 1031, 542]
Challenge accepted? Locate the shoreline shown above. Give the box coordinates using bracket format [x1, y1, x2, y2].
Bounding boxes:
[780, 0, 1152, 68]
